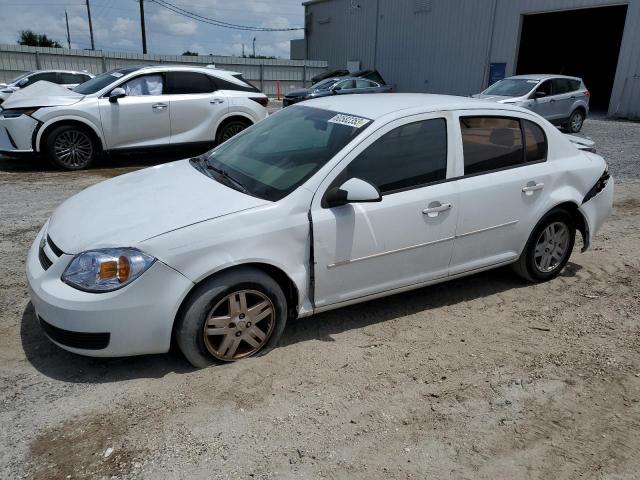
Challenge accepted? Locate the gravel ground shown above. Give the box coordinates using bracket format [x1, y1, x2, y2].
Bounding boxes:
[0, 117, 639, 479]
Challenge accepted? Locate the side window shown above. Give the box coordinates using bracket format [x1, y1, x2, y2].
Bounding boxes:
[553, 78, 572, 95]
[523, 120, 547, 163]
[343, 118, 447, 194]
[22, 72, 58, 86]
[59, 73, 84, 84]
[460, 117, 524, 175]
[569, 79, 581, 91]
[334, 80, 354, 91]
[355, 79, 375, 89]
[535, 80, 553, 97]
[166, 72, 215, 94]
[121, 74, 164, 96]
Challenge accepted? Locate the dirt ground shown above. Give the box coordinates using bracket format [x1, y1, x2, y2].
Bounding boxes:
[0, 118, 639, 479]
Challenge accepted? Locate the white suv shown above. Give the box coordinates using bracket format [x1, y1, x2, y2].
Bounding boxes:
[0, 65, 268, 169]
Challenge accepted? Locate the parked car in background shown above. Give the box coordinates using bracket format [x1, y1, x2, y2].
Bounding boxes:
[0, 70, 93, 105]
[311, 68, 387, 85]
[283, 76, 392, 106]
[0, 65, 268, 170]
[27, 94, 613, 367]
[473, 74, 590, 133]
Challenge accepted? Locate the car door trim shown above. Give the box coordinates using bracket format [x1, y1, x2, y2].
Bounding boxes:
[455, 219, 518, 239]
[327, 235, 455, 268]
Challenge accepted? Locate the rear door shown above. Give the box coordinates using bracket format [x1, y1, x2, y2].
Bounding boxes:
[311, 113, 460, 308]
[551, 78, 577, 120]
[98, 73, 171, 149]
[449, 113, 551, 274]
[165, 71, 228, 145]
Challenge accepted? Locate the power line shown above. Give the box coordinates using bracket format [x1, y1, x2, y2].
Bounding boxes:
[150, 0, 304, 32]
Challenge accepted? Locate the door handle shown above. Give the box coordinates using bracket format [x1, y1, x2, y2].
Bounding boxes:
[522, 182, 544, 195]
[152, 103, 168, 110]
[210, 98, 225, 104]
[422, 202, 452, 218]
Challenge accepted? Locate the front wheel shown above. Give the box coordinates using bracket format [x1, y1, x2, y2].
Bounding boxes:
[46, 125, 97, 170]
[567, 109, 585, 133]
[175, 267, 288, 368]
[512, 209, 576, 282]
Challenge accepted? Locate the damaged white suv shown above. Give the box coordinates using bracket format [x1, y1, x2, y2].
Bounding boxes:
[0, 65, 268, 170]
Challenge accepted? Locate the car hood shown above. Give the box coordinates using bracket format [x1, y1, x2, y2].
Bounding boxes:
[1, 81, 84, 109]
[286, 88, 312, 98]
[46, 160, 270, 254]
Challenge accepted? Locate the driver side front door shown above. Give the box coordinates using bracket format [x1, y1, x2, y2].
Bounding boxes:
[311, 114, 459, 309]
[98, 73, 172, 149]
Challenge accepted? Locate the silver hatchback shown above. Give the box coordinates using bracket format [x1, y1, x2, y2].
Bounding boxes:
[473, 75, 590, 133]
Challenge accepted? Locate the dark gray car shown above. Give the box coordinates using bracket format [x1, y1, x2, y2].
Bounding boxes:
[283, 77, 392, 107]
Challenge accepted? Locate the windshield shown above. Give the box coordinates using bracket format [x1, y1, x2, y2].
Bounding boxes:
[73, 67, 139, 94]
[199, 105, 371, 201]
[483, 78, 539, 97]
[6, 72, 31, 85]
[311, 78, 338, 91]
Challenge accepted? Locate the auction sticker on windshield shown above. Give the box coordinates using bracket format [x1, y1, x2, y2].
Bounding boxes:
[328, 114, 371, 129]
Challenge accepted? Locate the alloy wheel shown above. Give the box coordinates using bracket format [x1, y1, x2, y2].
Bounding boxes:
[221, 124, 246, 142]
[203, 289, 275, 361]
[53, 130, 93, 168]
[571, 112, 584, 132]
[534, 221, 570, 273]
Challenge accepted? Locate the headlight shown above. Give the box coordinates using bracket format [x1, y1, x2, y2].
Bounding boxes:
[0, 107, 39, 118]
[62, 248, 156, 292]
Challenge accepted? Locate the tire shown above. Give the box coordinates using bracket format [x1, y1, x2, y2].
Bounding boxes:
[567, 109, 585, 133]
[175, 267, 288, 368]
[215, 120, 250, 145]
[512, 208, 576, 283]
[45, 124, 97, 170]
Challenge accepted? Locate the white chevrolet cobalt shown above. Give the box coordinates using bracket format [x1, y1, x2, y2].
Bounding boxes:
[27, 94, 613, 367]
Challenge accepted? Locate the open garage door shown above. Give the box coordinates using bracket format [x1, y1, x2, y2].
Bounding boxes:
[516, 5, 627, 112]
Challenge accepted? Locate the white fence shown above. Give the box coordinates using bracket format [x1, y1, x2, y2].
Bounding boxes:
[0, 44, 328, 96]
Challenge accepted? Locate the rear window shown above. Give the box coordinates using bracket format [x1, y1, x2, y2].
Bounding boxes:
[523, 120, 547, 162]
[166, 72, 215, 94]
[213, 74, 260, 92]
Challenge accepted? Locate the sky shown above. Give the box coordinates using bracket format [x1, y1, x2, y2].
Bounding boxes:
[0, 0, 305, 58]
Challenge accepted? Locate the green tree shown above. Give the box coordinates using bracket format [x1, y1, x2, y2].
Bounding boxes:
[182, 50, 199, 56]
[18, 30, 62, 48]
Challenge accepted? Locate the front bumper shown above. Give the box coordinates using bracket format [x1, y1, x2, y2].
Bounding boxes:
[0, 114, 38, 153]
[26, 225, 194, 357]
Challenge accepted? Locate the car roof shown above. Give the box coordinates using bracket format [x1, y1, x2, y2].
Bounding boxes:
[299, 93, 523, 120]
[507, 74, 582, 81]
[131, 64, 242, 76]
[29, 69, 93, 75]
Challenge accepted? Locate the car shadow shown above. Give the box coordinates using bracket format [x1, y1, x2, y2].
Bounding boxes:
[21, 262, 582, 382]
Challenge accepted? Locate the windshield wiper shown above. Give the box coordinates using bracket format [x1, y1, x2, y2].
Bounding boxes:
[204, 162, 249, 194]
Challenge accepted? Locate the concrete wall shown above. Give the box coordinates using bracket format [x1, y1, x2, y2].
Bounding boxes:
[303, 0, 640, 118]
[0, 44, 329, 97]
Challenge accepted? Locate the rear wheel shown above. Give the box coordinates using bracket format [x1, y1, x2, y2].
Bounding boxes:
[513, 209, 576, 282]
[46, 125, 97, 170]
[175, 267, 287, 368]
[215, 120, 250, 145]
[567, 109, 585, 133]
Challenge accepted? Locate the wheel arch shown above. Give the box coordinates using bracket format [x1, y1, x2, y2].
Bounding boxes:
[172, 262, 300, 338]
[214, 114, 254, 138]
[36, 117, 105, 152]
[539, 200, 589, 252]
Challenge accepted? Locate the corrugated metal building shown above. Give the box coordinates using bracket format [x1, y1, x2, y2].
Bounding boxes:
[295, 0, 640, 118]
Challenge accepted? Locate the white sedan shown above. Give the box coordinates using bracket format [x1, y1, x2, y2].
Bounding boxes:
[26, 94, 613, 367]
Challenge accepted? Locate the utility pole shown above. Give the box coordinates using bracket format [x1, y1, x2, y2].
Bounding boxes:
[252, 37, 256, 58]
[65, 10, 71, 49]
[139, 0, 148, 54]
[242, 43, 245, 57]
[85, 0, 95, 50]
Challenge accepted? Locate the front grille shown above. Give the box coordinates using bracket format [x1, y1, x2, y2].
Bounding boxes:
[38, 245, 53, 270]
[39, 317, 110, 350]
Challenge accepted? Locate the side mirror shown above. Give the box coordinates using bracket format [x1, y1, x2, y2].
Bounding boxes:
[109, 87, 126, 103]
[18, 78, 29, 87]
[325, 178, 382, 208]
[533, 90, 547, 99]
